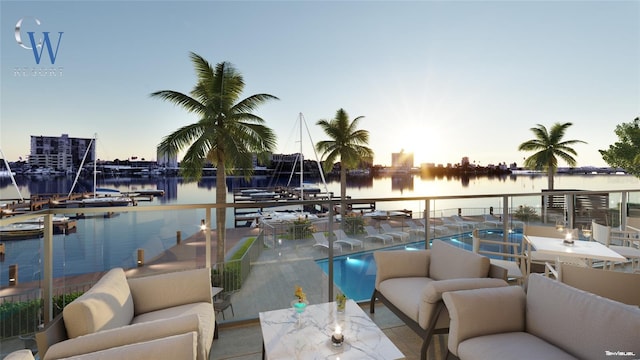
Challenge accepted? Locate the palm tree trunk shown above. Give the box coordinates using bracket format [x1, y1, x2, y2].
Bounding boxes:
[547, 167, 554, 190]
[216, 158, 227, 266]
[340, 165, 347, 228]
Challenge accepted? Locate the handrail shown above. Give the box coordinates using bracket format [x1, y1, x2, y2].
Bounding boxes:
[1, 188, 638, 326]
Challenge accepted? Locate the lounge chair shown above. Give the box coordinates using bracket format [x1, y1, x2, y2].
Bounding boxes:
[416, 218, 449, 236]
[440, 216, 471, 233]
[380, 223, 410, 242]
[404, 220, 425, 237]
[364, 226, 393, 245]
[480, 214, 503, 228]
[450, 215, 478, 230]
[312, 232, 342, 252]
[333, 229, 364, 250]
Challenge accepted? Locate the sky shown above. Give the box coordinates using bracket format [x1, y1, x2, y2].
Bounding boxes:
[1, 0, 639, 168]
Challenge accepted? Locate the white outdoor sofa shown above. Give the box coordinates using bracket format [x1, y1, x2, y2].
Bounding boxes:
[35, 267, 215, 360]
[443, 273, 640, 360]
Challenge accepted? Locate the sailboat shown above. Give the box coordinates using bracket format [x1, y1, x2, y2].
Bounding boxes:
[64, 134, 132, 208]
[255, 114, 328, 225]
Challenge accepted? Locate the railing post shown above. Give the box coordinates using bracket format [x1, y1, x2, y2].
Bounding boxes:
[621, 191, 628, 229]
[424, 199, 430, 249]
[205, 207, 211, 269]
[43, 213, 54, 324]
[328, 200, 334, 302]
[502, 195, 509, 244]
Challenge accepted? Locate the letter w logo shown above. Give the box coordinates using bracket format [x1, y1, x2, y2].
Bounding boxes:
[27, 31, 63, 64]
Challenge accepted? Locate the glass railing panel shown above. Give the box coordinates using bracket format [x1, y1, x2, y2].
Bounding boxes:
[4, 188, 640, 348]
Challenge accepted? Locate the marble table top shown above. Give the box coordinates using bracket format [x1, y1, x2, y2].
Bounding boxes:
[526, 235, 627, 262]
[259, 299, 404, 360]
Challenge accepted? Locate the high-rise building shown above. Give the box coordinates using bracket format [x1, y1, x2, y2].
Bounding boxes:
[29, 134, 94, 171]
[391, 151, 414, 169]
[156, 146, 178, 168]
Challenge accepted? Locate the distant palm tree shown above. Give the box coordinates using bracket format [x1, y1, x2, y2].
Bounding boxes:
[518, 122, 585, 190]
[316, 109, 374, 221]
[151, 52, 278, 265]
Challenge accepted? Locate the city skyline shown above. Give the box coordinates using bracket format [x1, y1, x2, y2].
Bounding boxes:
[1, 1, 638, 168]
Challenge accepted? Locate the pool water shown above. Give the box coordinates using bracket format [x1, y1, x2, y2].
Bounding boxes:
[315, 230, 523, 301]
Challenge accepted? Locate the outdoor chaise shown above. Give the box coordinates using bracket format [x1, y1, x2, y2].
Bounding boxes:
[370, 240, 508, 360]
[333, 229, 364, 250]
[364, 225, 393, 244]
[36, 267, 215, 360]
[380, 223, 410, 241]
[443, 273, 640, 360]
[312, 232, 342, 252]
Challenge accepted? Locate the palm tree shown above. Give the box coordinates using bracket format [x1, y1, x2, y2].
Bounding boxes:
[316, 109, 374, 222]
[151, 52, 278, 265]
[518, 122, 585, 190]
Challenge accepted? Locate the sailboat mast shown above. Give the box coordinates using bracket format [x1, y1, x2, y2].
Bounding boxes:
[93, 133, 97, 199]
[68, 137, 94, 197]
[0, 148, 24, 202]
[299, 113, 304, 201]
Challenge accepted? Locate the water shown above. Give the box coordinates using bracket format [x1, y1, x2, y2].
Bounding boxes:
[1, 173, 638, 286]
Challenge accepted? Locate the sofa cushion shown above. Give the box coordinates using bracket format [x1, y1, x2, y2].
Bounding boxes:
[378, 277, 434, 324]
[430, 240, 490, 280]
[63, 268, 134, 339]
[43, 314, 200, 360]
[4, 350, 35, 360]
[58, 331, 197, 360]
[526, 274, 640, 359]
[131, 302, 215, 360]
[458, 332, 577, 360]
[127, 268, 212, 315]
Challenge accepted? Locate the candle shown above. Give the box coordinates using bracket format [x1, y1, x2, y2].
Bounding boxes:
[334, 325, 343, 340]
[331, 324, 344, 346]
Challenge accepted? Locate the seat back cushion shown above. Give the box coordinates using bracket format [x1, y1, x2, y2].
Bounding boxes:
[430, 240, 490, 280]
[63, 268, 134, 339]
[128, 268, 212, 315]
[526, 274, 640, 359]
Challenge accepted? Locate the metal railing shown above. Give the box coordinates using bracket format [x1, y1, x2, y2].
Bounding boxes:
[0, 188, 638, 346]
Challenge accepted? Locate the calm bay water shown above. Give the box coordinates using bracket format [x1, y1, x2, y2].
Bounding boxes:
[1, 173, 639, 286]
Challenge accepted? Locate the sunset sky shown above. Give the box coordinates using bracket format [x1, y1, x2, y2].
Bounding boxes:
[1, 1, 638, 167]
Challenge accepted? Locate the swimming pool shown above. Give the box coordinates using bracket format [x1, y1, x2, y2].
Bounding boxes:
[315, 229, 523, 301]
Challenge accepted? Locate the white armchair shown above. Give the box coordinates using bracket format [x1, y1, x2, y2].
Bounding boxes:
[369, 240, 508, 360]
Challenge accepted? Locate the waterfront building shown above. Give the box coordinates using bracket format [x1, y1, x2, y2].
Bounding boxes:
[391, 150, 413, 170]
[156, 146, 178, 168]
[29, 134, 93, 172]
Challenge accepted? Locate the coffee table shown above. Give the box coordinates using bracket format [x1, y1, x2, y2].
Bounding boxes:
[259, 299, 404, 359]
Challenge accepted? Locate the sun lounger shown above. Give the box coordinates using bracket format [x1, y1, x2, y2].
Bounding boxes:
[416, 219, 449, 236]
[405, 220, 426, 238]
[481, 214, 503, 228]
[441, 216, 476, 232]
[364, 226, 393, 244]
[312, 232, 342, 252]
[333, 229, 364, 250]
[380, 223, 410, 242]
